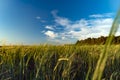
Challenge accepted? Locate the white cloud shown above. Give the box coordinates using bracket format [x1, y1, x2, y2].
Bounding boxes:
[45, 26, 54, 30]
[89, 14, 104, 18]
[62, 36, 65, 40]
[51, 10, 114, 40]
[42, 10, 118, 43]
[51, 10, 71, 27]
[44, 30, 57, 38]
[41, 30, 45, 33]
[66, 18, 113, 40]
[55, 17, 70, 27]
[89, 13, 114, 18]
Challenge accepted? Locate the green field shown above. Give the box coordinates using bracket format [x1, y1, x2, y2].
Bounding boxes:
[0, 45, 120, 80]
[0, 4, 120, 80]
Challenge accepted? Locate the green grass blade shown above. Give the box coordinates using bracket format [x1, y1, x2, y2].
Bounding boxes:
[92, 9, 120, 80]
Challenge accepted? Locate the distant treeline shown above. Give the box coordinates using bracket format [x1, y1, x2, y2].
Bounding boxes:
[76, 36, 120, 45]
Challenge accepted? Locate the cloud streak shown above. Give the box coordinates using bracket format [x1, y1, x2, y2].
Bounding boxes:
[45, 25, 54, 30]
[89, 13, 114, 18]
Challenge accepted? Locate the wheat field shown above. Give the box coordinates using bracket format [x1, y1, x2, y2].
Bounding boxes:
[0, 45, 120, 80]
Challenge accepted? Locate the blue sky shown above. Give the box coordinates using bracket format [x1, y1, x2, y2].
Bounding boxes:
[0, 0, 120, 45]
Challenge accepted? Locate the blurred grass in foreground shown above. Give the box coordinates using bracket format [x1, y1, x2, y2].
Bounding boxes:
[92, 9, 120, 80]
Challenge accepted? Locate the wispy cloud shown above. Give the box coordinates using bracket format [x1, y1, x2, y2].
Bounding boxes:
[45, 25, 54, 30]
[42, 10, 116, 43]
[51, 10, 71, 27]
[44, 30, 57, 39]
[51, 10, 58, 17]
[66, 18, 113, 40]
[36, 16, 46, 23]
[89, 13, 114, 18]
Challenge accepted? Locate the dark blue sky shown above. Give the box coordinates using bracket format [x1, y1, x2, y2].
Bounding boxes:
[0, 0, 120, 45]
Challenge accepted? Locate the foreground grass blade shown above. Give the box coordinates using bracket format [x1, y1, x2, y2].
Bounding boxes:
[92, 9, 120, 80]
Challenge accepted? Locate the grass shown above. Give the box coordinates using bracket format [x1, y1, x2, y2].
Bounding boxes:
[92, 9, 120, 80]
[0, 45, 120, 80]
[0, 8, 120, 80]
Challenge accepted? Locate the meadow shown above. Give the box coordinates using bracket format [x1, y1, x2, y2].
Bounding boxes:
[0, 45, 120, 80]
[0, 5, 120, 80]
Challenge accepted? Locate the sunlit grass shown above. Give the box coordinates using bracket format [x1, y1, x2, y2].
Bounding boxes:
[0, 8, 120, 80]
[0, 45, 120, 80]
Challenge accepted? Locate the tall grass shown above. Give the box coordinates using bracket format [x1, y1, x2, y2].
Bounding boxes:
[0, 45, 120, 80]
[92, 9, 120, 80]
[0, 9, 120, 80]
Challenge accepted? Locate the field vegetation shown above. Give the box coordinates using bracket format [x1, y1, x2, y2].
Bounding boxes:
[0, 45, 120, 80]
[0, 6, 120, 80]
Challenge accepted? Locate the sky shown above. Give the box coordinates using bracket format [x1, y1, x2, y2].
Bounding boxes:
[0, 0, 120, 45]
